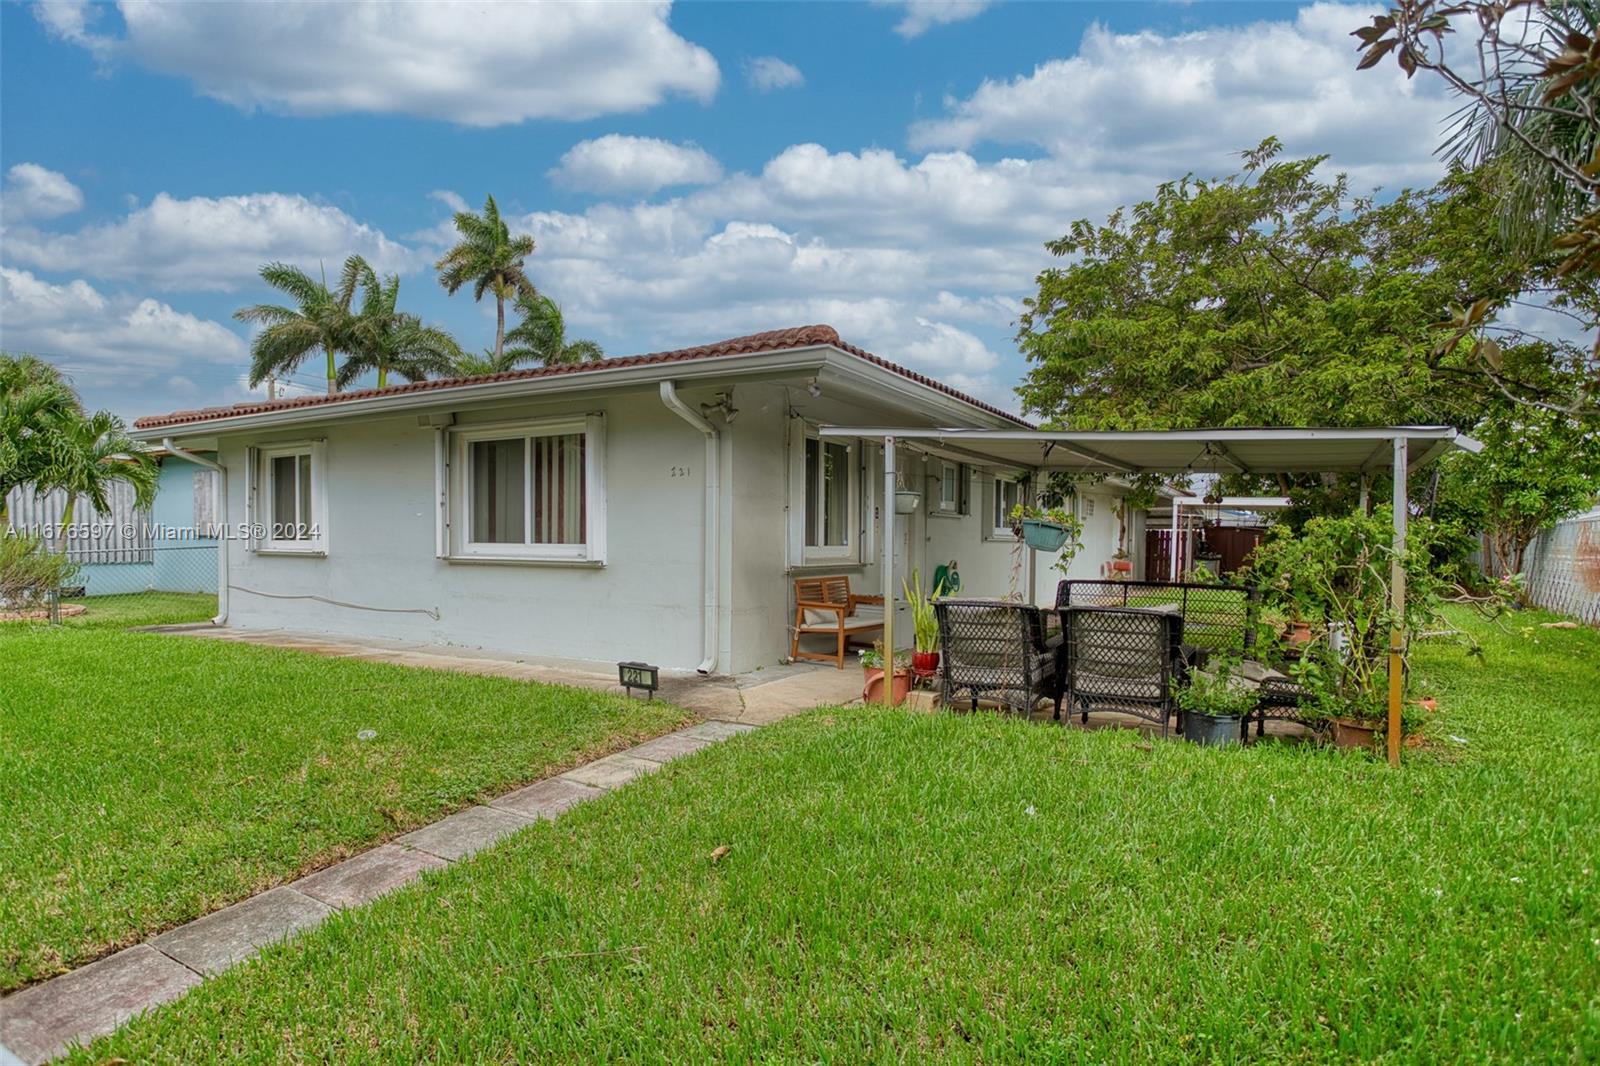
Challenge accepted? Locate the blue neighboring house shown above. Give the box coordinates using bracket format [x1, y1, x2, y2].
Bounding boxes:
[5, 451, 219, 596]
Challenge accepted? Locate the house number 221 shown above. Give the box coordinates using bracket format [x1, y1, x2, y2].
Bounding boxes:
[668, 465, 692, 478]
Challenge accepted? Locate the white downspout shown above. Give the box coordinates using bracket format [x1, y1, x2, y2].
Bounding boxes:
[659, 382, 720, 675]
[161, 438, 228, 626]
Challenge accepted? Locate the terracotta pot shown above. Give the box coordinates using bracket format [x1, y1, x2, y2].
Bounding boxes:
[863, 667, 912, 706]
[1415, 697, 1438, 713]
[911, 650, 940, 678]
[1110, 558, 1134, 574]
[1331, 717, 1379, 751]
[1287, 621, 1314, 646]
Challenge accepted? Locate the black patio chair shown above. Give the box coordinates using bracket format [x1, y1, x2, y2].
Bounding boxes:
[933, 599, 1061, 718]
[1056, 579, 1260, 668]
[1059, 606, 1185, 736]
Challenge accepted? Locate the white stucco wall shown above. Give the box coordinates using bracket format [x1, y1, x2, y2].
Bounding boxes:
[219, 390, 713, 669]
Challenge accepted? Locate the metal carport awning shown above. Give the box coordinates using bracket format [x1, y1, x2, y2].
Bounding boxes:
[821, 426, 1484, 767]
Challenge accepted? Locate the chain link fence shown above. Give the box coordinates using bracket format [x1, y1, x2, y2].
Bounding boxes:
[49, 542, 219, 626]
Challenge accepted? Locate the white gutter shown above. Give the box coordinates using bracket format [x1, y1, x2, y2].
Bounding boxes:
[658, 381, 720, 675]
[161, 438, 228, 625]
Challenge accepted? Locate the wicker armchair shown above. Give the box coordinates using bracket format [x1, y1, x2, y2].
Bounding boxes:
[1056, 579, 1258, 666]
[934, 599, 1061, 717]
[1059, 607, 1185, 736]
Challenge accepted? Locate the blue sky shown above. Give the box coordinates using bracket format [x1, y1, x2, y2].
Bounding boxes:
[0, 1, 1452, 421]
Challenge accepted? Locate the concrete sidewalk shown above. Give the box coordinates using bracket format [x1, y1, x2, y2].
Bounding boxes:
[137, 623, 864, 725]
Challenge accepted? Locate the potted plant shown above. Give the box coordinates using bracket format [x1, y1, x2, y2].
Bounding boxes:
[1109, 548, 1134, 576]
[902, 569, 944, 680]
[859, 642, 911, 706]
[1009, 502, 1084, 556]
[1240, 508, 1454, 754]
[1175, 658, 1258, 747]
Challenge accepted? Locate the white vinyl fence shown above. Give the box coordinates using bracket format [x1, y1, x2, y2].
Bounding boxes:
[4, 482, 152, 562]
[1520, 510, 1600, 625]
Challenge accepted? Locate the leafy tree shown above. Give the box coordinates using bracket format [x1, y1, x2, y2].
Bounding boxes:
[435, 195, 537, 365]
[337, 266, 463, 390]
[1014, 141, 1574, 432]
[0, 354, 79, 524]
[1353, 0, 1600, 415]
[454, 293, 603, 376]
[0, 354, 156, 542]
[1436, 403, 1600, 576]
[45, 409, 158, 550]
[235, 257, 367, 395]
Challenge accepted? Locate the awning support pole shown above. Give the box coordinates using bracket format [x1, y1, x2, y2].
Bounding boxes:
[1387, 437, 1407, 767]
[882, 436, 896, 679]
[1169, 499, 1181, 581]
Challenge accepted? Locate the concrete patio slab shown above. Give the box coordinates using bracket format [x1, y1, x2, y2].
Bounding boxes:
[559, 752, 662, 790]
[138, 623, 862, 724]
[148, 887, 331, 977]
[0, 945, 202, 1065]
[489, 777, 602, 820]
[393, 804, 532, 862]
[290, 845, 447, 910]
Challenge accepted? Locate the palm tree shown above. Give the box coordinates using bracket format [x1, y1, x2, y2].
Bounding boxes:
[234, 256, 367, 395]
[0, 354, 82, 526]
[43, 410, 158, 550]
[434, 195, 536, 363]
[504, 293, 603, 367]
[453, 293, 604, 377]
[337, 268, 464, 390]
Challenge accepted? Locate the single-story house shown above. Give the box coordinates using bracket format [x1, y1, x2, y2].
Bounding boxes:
[132, 325, 1159, 673]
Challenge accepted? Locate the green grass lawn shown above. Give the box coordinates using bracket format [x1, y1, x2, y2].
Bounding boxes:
[0, 613, 690, 992]
[70, 608, 1600, 1062]
[63, 591, 219, 628]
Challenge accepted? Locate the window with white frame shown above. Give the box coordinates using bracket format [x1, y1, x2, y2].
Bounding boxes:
[256, 443, 326, 553]
[991, 476, 1023, 537]
[803, 433, 857, 560]
[450, 416, 605, 562]
[938, 461, 961, 514]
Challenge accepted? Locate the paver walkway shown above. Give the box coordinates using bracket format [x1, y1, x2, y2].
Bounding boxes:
[0, 717, 767, 1064]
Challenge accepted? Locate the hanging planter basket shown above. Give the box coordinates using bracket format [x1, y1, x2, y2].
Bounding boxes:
[894, 490, 922, 514]
[1020, 518, 1071, 552]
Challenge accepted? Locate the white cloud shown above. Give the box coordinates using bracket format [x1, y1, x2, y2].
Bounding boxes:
[550, 135, 724, 196]
[910, 4, 1449, 190]
[0, 267, 246, 385]
[876, 0, 992, 39]
[744, 56, 805, 92]
[1, 164, 85, 222]
[37, 0, 719, 126]
[4, 192, 416, 291]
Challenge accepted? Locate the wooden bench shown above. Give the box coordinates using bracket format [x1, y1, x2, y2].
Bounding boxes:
[790, 575, 885, 668]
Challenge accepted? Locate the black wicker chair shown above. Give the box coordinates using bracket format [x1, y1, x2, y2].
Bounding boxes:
[933, 599, 1061, 717]
[1251, 673, 1320, 737]
[1059, 606, 1185, 736]
[1056, 579, 1259, 666]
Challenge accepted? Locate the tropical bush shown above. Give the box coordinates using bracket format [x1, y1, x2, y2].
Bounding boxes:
[0, 533, 79, 608]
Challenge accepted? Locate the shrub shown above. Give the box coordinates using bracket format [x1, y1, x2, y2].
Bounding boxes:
[0, 533, 80, 609]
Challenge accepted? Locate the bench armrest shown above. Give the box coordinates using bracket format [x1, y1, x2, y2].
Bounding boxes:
[850, 594, 885, 608]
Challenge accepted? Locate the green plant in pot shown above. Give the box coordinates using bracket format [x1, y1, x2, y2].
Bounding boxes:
[1175, 657, 1258, 747]
[901, 568, 944, 681]
[1240, 507, 1451, 751]
[858, 641, 911, 706]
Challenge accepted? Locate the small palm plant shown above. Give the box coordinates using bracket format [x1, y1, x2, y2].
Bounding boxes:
[41, 410, 158, 551]
[435, 194, 536, 364]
